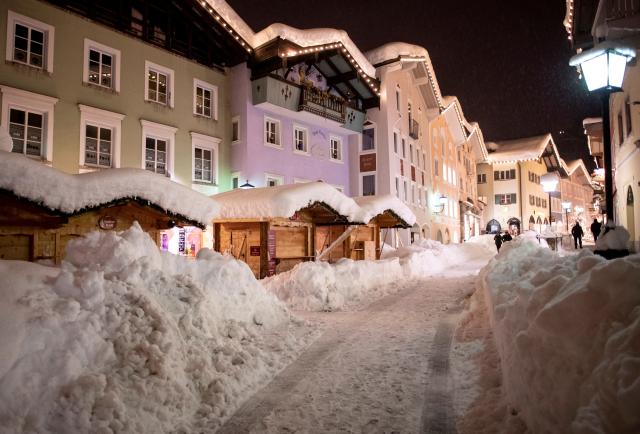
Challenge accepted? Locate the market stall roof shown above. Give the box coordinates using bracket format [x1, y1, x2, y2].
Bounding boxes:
[489, 133, 563, 171]
[212, 181, 367, 224]
[352, 195, 416, 228]
[0, 151, 218, 227]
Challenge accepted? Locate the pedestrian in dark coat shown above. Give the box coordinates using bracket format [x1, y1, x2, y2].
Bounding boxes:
[571, 222, 584, 249]
[494, 233, 503, 252]
[590, 219, 602, 243]
[501, 231, 513, 242]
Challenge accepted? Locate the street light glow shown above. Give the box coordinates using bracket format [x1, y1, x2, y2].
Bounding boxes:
[570, 45, 636, 91]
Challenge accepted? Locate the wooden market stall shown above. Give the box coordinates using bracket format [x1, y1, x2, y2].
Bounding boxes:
[0, 152, 218, 263]
[212, 182, 364, 278]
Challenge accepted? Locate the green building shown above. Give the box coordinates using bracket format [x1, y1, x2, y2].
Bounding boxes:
[0, 0, 251, 195]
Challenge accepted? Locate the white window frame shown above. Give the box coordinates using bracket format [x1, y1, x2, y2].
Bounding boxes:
[79, 104, 124, 169]
[6, 11, 55, 73]
[361, 173, 376, 196]
[393, 130, 399, 154]
[293, 124, 309, 154]
[0, 85, 58, 162]
[264, 116, 281, 148]
[191, 132, 220, 185]
[362, 124, 376, 152]
[193, 78, 218, 120]
[140, 119, 177, 178]
[231, 116, 240, 144]
[83, 39, 121, 92]
[265, 172, 284, 187]
[330, 135, 343, 162]
[144, 60, 174, 108]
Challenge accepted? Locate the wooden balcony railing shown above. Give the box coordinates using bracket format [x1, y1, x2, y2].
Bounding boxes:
[299, 82, 346, 123]
[606, 0, 640, 20]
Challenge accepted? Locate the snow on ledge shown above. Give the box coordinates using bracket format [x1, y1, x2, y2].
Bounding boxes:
[353, 195, 416, 227]
[253, 23, 376, 77]
[0, 151, 219, 226]
[365, 42, 431, 66]
[212, 181, 367, 223]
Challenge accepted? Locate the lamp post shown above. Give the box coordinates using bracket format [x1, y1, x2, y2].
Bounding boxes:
[570, 45, 636, 224]
[541, 173, 560, 232]
[562, 202, 572, 232]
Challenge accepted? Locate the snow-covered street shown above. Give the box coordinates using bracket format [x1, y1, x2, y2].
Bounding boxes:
[219, 266, 484, 433]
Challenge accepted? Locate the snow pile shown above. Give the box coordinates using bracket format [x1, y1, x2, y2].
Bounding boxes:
[595, 222, 630, 250]
[467, 234, 499, 252]
[213, 181, 367, 223]
[264, 239, 494, 311]
[0, 127, 12, 152]
[0, 224, 310, 433]
[519, 230, 549, 248]
[0, 151, 219, 226]
[253, 23, 376, 77]
[480, 238, 640, 433]
[352, 195, 416, 227]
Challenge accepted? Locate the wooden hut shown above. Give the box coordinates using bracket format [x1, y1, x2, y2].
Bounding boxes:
[0, 152, 218, 263]
[212, 182, 364, 278]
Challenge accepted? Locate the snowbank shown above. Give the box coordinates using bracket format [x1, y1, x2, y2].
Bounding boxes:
[265, 239, 494, 311]
[480, 239, 640, 433]
[0, 224, 309, 433]
[0, 151, 219, 226]
[595, 222, 631, 250]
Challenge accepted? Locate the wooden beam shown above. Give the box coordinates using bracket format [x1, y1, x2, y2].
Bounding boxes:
[316, 225, 356, 261]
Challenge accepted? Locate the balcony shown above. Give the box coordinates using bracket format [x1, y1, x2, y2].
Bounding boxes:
[252, 75, 365, 132]
[409, 118, 419, 140]
[606, 0, 640, 21]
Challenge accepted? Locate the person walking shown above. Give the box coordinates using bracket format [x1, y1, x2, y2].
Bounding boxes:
[494, 232, 503, 252]
[590, 219, 602, 243]
[571, 222, 584, 249]
[501, 231, 513, 242]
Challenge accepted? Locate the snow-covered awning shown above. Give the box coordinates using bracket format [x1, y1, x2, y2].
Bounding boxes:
[353, 195, 416, 228]
[212, 181, 367, 224]
[0, 151, 219, 226]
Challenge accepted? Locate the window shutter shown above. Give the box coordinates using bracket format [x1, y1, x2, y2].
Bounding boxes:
[495, 195, 500, 205]
[494, 171, 499, 180]
[511, 193, 517, 203]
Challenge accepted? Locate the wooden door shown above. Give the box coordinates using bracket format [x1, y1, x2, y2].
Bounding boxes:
[230, 231, 249, 261]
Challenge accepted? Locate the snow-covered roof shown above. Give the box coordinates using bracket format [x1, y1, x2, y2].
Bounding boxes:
[582, 117, 602, 126]
[212, 181, 367, 223]
[201, 0, 255, 51]
[253, 23, 376, 77]
[365, 42, 431, 66]
[489, 134, 558, 164]
[564, 159, 593, 185]
[352, 195, 416, 228]
[0, 151, 219, 226]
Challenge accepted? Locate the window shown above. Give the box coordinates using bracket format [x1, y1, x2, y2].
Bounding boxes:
[536, 197, 541, 207]
[403, 180, 408, 201]
[402, 138, 406, 158]
[477, 173, 486, 184]
[140, 120, 176, 177]
[79, 105, 124, 169]
[529, 195, 535, 206]
[6, 11, 55, 72]
[393, 131, 398, 154]
[265, 173, 284, 187]
[363, 126, 375, 151]
[494, 169, 516, 180]
[330, 136, 342, 161]
[409, 144, 413, 163]
[395, 177, 400, 198]
[412, 184, 416, 204]
[264, 117, 281, 147]
[617, 112, 624, 145]
[191, 132, 220, 184]
[293, 125, 308, 153]
[434, 158, 439, 176]
[193, 78, 218, 119]
[83, 39, 120, 91]
[362, 174, 375, 196]
[495, 193, 517, 205]
[145, 61, 174, 107]
[625, 99, 632, 137]
[395, 86, 401, 111]
[1, 85, 57, 162]
[231, 172, 240, 189]
[232, 116, 240, 143]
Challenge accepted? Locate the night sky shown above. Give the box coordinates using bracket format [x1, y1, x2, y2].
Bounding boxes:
[228, 0, 601, 167]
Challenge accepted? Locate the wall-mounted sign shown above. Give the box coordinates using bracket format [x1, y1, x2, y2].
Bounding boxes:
[360, 153, 376, 172]
[98, 215, 117, 230]
[250, 246, 261, 256]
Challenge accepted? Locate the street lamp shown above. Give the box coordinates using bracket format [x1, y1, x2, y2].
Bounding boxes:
[541, 173, 559, 231]
[432, 194, 448, 214]
[570, 44, 636, 223]
[562, 202, 572, 232]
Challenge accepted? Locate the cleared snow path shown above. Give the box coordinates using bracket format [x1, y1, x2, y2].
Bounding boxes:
[218, 272, 481, 433]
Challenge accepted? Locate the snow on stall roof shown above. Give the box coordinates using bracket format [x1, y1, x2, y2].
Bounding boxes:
[352, 195, 416, 227]
[0, 151, 219, 226]
[212, 181, 367, 222]
[202, 0, 256, 47]
[489, 133, 553, 163]
[253, 23, 376, 77]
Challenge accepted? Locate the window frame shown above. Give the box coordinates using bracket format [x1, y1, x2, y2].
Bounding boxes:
[293, 124, 309, 155]
[191, 132, 220, 184]
[329, 135, 343, 162]
[79, 104, 124, 169]
[193, 78, 218, 120]
[1, 85, 58, 162]
[264, 116, 282, 148]
[83, 39, 121, 92]
[265, 172, 284, 187]
[231, 116, 240, 143]
[144, 60, 174, 108]
[361, 173, 376, 196]
[6, 11, 55, 73]
[362, 125, 376, 151]
[140, 119, 177, 177]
